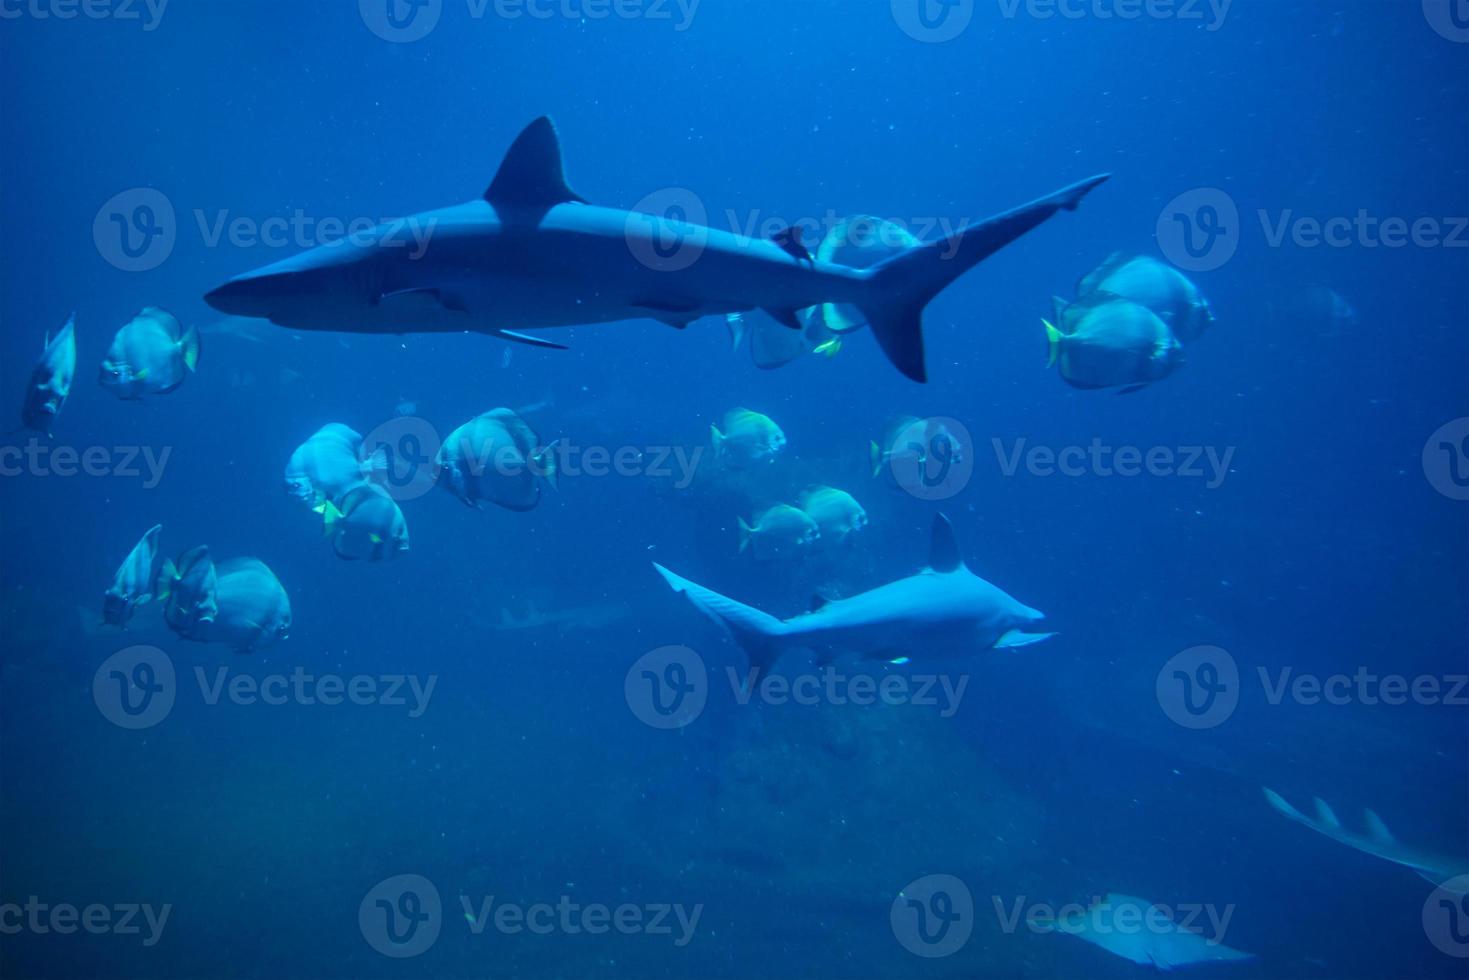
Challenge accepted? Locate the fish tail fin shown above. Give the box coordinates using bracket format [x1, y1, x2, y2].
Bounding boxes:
[869, 440, 884, 477]
[1043, 319, 1063, 368]
[855, 174, 1110, 383]
[179, 326, 201, 372]
[653, 563, 789, 675]
[725, 312, 748, 351]
[737, 517, 753, 554]
[154, 559, 177, 602]
[534, 439, 559, 491]
[710, 424, 724, 459]
[362, 447, 389, 484]
[321, 499, 344, 537]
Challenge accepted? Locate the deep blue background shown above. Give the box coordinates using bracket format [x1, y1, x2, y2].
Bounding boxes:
[2, 2, 1466, 977]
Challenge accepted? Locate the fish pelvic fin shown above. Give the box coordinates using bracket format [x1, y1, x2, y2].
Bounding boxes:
[534, 439, 559, 491]
[1043, 318, 1063, 368]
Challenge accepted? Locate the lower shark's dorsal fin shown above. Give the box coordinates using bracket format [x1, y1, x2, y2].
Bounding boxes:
[1363, 808, 1396, 843]
[485, 116, 587, 214]
[929, 513, 963, 573]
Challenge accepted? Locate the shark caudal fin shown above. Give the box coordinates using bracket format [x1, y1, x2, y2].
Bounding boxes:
[856, 173, 1110, 383]
[653, 563, 789, 675]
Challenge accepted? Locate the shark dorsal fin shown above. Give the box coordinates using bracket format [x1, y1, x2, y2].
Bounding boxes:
[929, 513, 963, 572]
[810, 593, 830, 612]
[485, 117, 587, 213]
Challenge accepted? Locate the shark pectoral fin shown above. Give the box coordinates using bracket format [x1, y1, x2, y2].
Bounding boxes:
[762, 307, 804, 330]
[492, 330, 569, 350]
[378, 287, 469, 314]
[485, 116, 587, 213]
[632, 299, 701, 329]
[994, 630, 1056, 649]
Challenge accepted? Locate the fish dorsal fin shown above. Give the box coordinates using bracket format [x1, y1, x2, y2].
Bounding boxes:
[929, 513, 963, 573]
[485, 117, 587, 213]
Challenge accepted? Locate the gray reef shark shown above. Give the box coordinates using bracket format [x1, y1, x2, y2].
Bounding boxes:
[654, 513, 1053, 673]
[1263, 788, 1469, 892]
[204, 117, 1108, 382]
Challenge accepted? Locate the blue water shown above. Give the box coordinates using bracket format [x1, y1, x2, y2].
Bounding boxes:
[2, 2, 1466, 977]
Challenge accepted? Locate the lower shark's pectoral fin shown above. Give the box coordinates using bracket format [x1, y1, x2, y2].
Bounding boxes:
[491, 330, 569, 350]
[632, 298, 702, 329]
[377, 287, 470, 315]
[994, 629, 1056, 650]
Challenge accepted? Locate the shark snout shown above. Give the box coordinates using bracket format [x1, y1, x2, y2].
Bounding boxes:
[205, 270, 304, 317]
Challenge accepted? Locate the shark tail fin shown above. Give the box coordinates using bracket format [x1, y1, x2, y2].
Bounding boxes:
[652, 563, 788, 675]
[855, 173, 1110, 383]
[737, 517, 753, 554]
